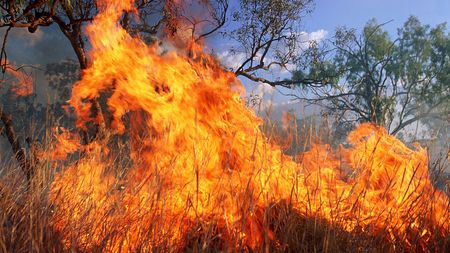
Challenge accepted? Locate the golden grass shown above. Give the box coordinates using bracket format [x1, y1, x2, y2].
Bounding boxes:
[0, 117, 449, 253]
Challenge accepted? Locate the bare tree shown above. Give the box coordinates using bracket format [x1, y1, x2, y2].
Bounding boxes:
[225, 0, 327, 88]
[0, 0, 98, 69]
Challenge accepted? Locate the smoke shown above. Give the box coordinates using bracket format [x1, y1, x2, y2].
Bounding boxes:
[0, 25, 75, 65]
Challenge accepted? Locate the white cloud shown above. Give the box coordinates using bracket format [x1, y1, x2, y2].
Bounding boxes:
[217, 29, 327, 72]
[252, 81, 275, 97]
[217, 51, 247, 71]
[297, 29, 328, 50]
[306, 29, 328, 42]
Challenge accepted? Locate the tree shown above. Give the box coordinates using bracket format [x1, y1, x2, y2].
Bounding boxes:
[0, 63, 36, 181]
[293, 17, 450, 137]
[225, 0, 327, 87]
[0, 0, 100, 151]
[0, 0, 97, 69]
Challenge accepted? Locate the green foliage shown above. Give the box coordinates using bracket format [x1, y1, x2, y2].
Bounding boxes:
[295, 16, 450, 136]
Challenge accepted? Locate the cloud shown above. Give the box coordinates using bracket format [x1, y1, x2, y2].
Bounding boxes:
[305, 29, 329, 42]
[252, 81, 275, 97]
[297, 29, 329, 50]
[216, 51, 247, 71]
[0, 25, 76, 64]
[216, 29, 327, 70]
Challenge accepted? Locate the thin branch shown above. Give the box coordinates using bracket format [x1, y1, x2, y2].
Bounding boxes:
[0, 26, 12, 71]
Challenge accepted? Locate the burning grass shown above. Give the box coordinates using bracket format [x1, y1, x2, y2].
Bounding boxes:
[43, 123, 449, 252]
[0, 139, 449, 253]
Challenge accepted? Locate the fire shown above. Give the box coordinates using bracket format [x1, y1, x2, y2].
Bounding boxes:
[1, 61, 33, 96]
[48, 0, 449, 251]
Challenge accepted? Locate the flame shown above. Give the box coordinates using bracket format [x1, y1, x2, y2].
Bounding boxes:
[1, 62, 33, 96]
[49, 0, 449, 251]
[41, 127, 81, 160]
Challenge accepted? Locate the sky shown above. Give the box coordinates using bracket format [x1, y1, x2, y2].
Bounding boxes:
[307, 0, 450, 33]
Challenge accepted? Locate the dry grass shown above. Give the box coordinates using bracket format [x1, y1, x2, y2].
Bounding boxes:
[1, 169, 448, 253]
[0, 117, 449, 253]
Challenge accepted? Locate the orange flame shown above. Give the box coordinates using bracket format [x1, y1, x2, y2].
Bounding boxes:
[49, 0, 449, 251]
[1, 62, 33, 96]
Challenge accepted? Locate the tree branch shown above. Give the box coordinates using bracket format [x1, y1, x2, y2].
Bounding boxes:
[0, 108, 33, 181]
[236, 70, 329, 88]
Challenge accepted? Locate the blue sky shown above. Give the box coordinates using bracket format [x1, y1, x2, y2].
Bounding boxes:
[307, 0, 450, 34]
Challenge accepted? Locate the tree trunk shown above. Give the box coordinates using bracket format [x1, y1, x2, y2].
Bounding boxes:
[58, 24, 106, 144]
[0, 108, 33, 182]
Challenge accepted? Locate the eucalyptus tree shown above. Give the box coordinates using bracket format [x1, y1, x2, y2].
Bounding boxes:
[293, 16, 450, 137]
